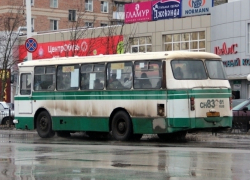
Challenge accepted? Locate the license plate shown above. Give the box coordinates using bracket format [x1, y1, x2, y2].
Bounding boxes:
[206, 112, 220, 117]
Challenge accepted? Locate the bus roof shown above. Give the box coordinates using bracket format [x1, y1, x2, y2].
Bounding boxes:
[18, 51, 221, 67]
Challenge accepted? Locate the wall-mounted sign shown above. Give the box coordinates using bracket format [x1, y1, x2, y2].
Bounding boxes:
[19, 35, 123, 61]
[214, 42, 238, 55]
[233, 84, 241, 90]
[182, 0, 213, 17]
[223, 58, 241, 67]
[152, 0, 181, 21]
[125, 1, 152, 24]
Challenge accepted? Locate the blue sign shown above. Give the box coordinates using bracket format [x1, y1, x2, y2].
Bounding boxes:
[25, 38, 38, 53]
[152, 0, 181, 21]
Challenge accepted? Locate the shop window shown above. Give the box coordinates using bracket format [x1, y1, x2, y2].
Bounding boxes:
[163, 31, 206, 52]
[130, 36, 152, 53]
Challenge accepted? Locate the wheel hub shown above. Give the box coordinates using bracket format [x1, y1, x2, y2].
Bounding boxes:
[39, 117, 48, 130]
[118, 122, 125, 132]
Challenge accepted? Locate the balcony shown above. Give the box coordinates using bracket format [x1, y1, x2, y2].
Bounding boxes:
[113, 12, 125, 20]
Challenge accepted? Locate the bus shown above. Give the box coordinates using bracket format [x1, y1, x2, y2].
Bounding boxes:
[14, 51, 232, 141]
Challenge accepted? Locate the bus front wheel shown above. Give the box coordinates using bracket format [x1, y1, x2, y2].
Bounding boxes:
[112, 111, 132, 141]
[36, 111, 55, 138]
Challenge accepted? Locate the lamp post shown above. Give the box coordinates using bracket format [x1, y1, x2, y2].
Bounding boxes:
[26, 0, 32, 61]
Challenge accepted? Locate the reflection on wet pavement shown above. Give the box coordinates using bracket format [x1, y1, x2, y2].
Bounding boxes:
[0, 130, 250, 179]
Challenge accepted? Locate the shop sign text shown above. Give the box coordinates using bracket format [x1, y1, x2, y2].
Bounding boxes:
[214, 42, 238, 56]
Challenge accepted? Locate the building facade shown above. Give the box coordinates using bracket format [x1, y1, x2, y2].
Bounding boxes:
[211, 0, 250, 99]
[0, 0, 140, 32]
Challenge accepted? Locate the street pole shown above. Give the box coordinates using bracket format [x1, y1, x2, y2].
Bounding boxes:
[26, 0, 32, 61]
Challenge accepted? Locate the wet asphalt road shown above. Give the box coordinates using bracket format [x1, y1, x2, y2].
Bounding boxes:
[0, 130, 250, 180]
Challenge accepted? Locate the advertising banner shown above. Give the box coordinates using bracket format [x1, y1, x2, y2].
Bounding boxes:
[19, 35, 123, 61]
[0, 69, 10, 102]
[152, 0, 181, 21]
[182, 0, 213, 17]
[125, 1, 152, 24]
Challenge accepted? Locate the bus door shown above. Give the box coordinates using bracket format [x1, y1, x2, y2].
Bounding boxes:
[18, 73, 33, 114]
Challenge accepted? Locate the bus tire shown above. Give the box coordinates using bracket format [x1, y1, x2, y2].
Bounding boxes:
[36, 111, 55, 138]
[112, 111, 132, 141]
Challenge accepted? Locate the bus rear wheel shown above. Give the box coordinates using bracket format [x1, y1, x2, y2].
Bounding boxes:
[112, 111, 132, 141]
[36, 111, 55, 138]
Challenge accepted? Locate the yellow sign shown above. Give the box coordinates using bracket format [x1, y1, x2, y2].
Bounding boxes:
[111, 63, 124, 70]
[62, 66, 74, 72]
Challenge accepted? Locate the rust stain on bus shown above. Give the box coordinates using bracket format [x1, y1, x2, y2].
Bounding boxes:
[43, 100, 163, 118]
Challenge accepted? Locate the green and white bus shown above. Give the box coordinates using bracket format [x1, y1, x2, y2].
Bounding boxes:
[14, 51, 232, 141]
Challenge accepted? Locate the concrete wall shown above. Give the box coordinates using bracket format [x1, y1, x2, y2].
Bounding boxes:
[123, 15, 211, 52]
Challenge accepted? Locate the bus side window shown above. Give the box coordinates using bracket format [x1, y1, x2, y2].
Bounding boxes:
[57, 65, 79, 91]
[80, 63, 105, 90]
[20, 73, 31, 95]
[134, 61, 162, 89]
[106, 62, 133, 90]
[34, 66, 56, 91]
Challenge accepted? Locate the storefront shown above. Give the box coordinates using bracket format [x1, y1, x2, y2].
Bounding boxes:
[211, 0, 250, 99]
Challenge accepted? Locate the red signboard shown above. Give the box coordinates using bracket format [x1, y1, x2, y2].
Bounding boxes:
[214, 42, 238, 56]
[125, 1, 152, 24]
[19, 35, 123, 61]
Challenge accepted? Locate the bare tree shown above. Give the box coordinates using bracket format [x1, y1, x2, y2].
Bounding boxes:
[0, 0, 26, 102]
[98, 20, 138, 55]
[57, 0, 100, 57]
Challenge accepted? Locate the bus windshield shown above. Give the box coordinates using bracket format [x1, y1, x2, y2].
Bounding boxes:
[171, 59, 207, 80]
[205, 60, 227, 79]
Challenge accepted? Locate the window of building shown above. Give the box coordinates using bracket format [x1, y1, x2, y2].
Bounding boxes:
[50, 0, 58, 8]
[34, 66, 56, 91]
[50, 20, 58, 30]
[85, 0, 93, 11]
[163, 31, 206, 52]
[114, 2, 125, 12]
[57, 65, 79, 91]
[85, 22, 93, 28]
[101, 1, 108, 13]
[101, 23, 108, 27]
[80, 64, 105, 90]
[130, 37, 152, 53]
[69, 10, 76, 21]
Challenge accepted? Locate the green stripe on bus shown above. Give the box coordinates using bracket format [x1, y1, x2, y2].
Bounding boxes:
[15, 116, 232, 134]
[14, 89, 231, 101]
[14, 117, 34, 130]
